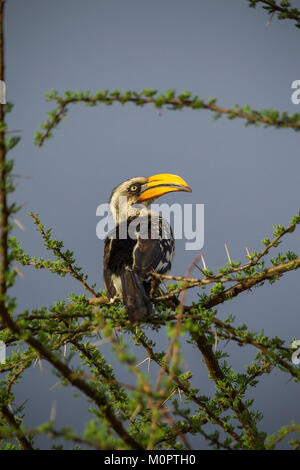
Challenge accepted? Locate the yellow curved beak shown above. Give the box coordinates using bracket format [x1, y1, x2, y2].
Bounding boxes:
[138, 173, 192, 202]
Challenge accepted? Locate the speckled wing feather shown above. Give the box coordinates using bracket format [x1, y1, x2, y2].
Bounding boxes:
[132, 214, 174, 279]
[103, 214, 174, 322]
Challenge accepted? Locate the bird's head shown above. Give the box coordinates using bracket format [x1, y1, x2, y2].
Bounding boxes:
[109, 173, 192, 223]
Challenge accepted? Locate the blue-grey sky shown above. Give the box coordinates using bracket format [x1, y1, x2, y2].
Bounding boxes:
[4, 0, 300, 449]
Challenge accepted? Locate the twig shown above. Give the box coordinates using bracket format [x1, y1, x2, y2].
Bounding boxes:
[0, 404, 34, 450]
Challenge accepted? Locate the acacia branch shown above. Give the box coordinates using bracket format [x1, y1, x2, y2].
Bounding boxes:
[136, 332, 242, 445]
[249, 0, 300, 28]
[0, 303, 142, 449]
[35, 89, 300, 147]
[0, 421, 107, 450]
[0, 404, 34, 450]
[193, 333, 265, 449]
[21, 256, 300, 320]
[211, 316, 298, 378]
[202, 257, 300, 309]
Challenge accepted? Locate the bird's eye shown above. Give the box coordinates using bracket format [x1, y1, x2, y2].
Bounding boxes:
[129, 184, 139, 193]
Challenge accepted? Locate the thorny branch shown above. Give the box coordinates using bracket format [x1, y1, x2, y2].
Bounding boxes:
[1, 0, 300, 449]
[35, 89, 300, 147]
[248, 0, 300, 28]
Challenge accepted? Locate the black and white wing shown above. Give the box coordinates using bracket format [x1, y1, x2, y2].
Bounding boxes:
[103, 214, 174, 322]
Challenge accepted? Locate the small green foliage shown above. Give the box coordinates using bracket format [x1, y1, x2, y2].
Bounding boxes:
[209, 282, 225, 297]
[248, 0, 300, 29]
[34, 86, 300, 146]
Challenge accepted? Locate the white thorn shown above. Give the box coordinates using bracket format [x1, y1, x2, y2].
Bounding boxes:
[12, 217, 26, 232]
[50, 401, 57, 424]
[200, 253, 207, 270]
[224, 242, 232, 264]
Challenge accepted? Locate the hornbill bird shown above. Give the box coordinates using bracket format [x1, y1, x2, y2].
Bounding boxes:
[103, 173, 192, 322]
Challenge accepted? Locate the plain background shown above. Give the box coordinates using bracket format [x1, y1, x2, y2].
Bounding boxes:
[3, 0, 300, 449]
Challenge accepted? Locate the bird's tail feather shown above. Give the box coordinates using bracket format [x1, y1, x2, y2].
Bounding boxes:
[120, 270, 152, 322]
